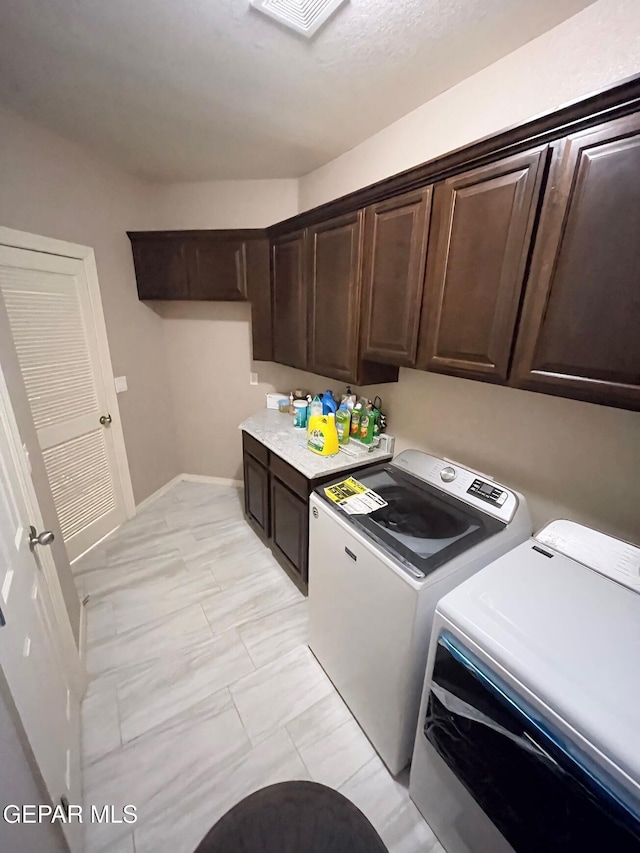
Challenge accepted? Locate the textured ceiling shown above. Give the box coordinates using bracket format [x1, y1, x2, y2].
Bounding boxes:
[0, 0, 595, 181]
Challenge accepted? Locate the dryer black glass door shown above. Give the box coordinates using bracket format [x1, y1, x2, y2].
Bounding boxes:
[424, 635, 640, 853]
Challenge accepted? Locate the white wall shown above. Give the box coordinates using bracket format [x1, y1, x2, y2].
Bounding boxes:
[300, 0, 640, 209]
[150, 179, 300, 479]
[0, 109, 181, 506]
[148, 179, 299, 230]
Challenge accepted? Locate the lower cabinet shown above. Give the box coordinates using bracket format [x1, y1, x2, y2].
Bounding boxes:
[270, 478, 308, 586]
[242, 431, 384, 595]
[243, 453, 270, 537]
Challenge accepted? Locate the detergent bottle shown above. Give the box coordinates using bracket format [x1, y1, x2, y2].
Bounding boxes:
[307, 414, 339, 456]
[335, 402, 351, 445]
[321, 390, 337, 415]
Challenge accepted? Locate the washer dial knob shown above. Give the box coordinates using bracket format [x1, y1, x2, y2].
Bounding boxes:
[440, 466, 456, 483]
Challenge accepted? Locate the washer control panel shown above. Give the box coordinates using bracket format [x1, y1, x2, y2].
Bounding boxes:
[390, 450, 518, 522]
[467, 478, 507, 506]
[440, 466, 456, 482]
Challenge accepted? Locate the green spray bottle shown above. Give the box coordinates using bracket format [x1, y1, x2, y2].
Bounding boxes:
[335, 402, 351, 445]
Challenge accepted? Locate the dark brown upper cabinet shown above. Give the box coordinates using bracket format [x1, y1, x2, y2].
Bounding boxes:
[306, 213, 398, 385]
[129, 229, 271, 361]
[307, 211, 363, 382]
[187, 234, 247, 301]
[129, 232, 190, 300]
[244, 238, 273, 362]
[272, 230, 307, 370]
[128, 230, 264, 302]
[361, 188, 433, 367]
[511, 115, 640, 410]
[416, 148, 548, 383]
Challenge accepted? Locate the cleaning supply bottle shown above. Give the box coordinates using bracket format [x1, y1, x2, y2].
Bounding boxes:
[342, 386, 356, 411]
[335, 402, 351, 446]
[350, 401, 362, 437]
[307, 414, 339, 456]
[321, 390, 337, 416]
[309, 395, 323, 418]
[359, 402, 376, 445]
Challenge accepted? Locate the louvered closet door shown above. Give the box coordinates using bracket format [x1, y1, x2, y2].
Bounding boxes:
[0, 247, 126, 560]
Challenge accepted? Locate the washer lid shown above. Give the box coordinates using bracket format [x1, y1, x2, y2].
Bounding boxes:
[316, 464, 505, 579]
[436, 535, 640, 804]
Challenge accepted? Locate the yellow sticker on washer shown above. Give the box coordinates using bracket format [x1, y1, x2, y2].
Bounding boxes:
[324, 477, 368, 502]
[324, 478, 388, 515]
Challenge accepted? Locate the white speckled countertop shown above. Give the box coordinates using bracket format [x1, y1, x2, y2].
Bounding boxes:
[239, 409, 392, 480]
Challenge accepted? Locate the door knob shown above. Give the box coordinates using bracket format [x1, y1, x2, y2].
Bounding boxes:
[29, 526, 55, 551]
[99, 414, 112, 426]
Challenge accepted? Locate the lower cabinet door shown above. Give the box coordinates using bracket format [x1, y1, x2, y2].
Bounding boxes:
[243, 454, 269, 536]
[271, 477, 308, 584]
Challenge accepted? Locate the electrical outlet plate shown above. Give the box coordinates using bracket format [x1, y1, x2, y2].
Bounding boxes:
[250, 372, 259, 386]
[114, 376, 128, 393]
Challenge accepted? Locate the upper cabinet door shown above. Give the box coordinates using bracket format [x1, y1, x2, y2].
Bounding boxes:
[129, 234, 189, 300]
[361, 188, 433, 366]
[307, 211, 364, 382]
[272, 231, 307, 369]
[245, 238, 273, 362]
[187, 236, 247, 301]
[416, 148, 548, 382]
[511, 114, 640, 410]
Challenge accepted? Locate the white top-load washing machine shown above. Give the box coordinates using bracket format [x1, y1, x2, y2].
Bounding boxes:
[307, 449, 532, 776]
[409, 519, 640, 853]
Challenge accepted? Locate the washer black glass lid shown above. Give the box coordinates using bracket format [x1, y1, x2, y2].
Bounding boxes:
[371, 485, 470, 539]
[319, 465, 505, 578]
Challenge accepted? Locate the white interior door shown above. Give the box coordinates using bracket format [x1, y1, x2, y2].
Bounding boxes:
[0, 383, 82, 853]
[0, 246, 128, 560]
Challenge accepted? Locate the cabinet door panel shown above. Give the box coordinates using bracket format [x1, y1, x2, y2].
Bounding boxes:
[130, 236, 189, 300]
[271, 478, 308, 584]
[243, 454, 269, 537]
[307, 211, 363, 381]
[361, 188, 432, 366]
[512, 115, 640, 409]
[245, 239, 273, 361]
[188, 238, 247, 301]
[272, 232, 306, 369]
[417, 148, 547, 381]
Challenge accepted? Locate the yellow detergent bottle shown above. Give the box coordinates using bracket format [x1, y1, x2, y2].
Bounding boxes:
[307, 414, 339, 456]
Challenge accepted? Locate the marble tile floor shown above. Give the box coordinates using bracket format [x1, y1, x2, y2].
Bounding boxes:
[74, 480, 442, 853]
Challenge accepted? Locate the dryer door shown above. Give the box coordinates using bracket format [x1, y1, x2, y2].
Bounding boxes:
[423, 634, 640, 853]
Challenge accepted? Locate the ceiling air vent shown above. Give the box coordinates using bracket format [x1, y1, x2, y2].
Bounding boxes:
[251, 0, 349, 38]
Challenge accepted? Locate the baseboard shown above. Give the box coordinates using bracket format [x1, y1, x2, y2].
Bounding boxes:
[135, 474, 184, 512]
[135, 473, 242, 513]
[180, 473, 243, 488]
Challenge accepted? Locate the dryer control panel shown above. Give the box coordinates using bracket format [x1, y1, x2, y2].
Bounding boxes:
[536, 520, 640, 594]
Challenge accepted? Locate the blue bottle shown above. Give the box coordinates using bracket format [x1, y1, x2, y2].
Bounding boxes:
[321, 390, 337, 415]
